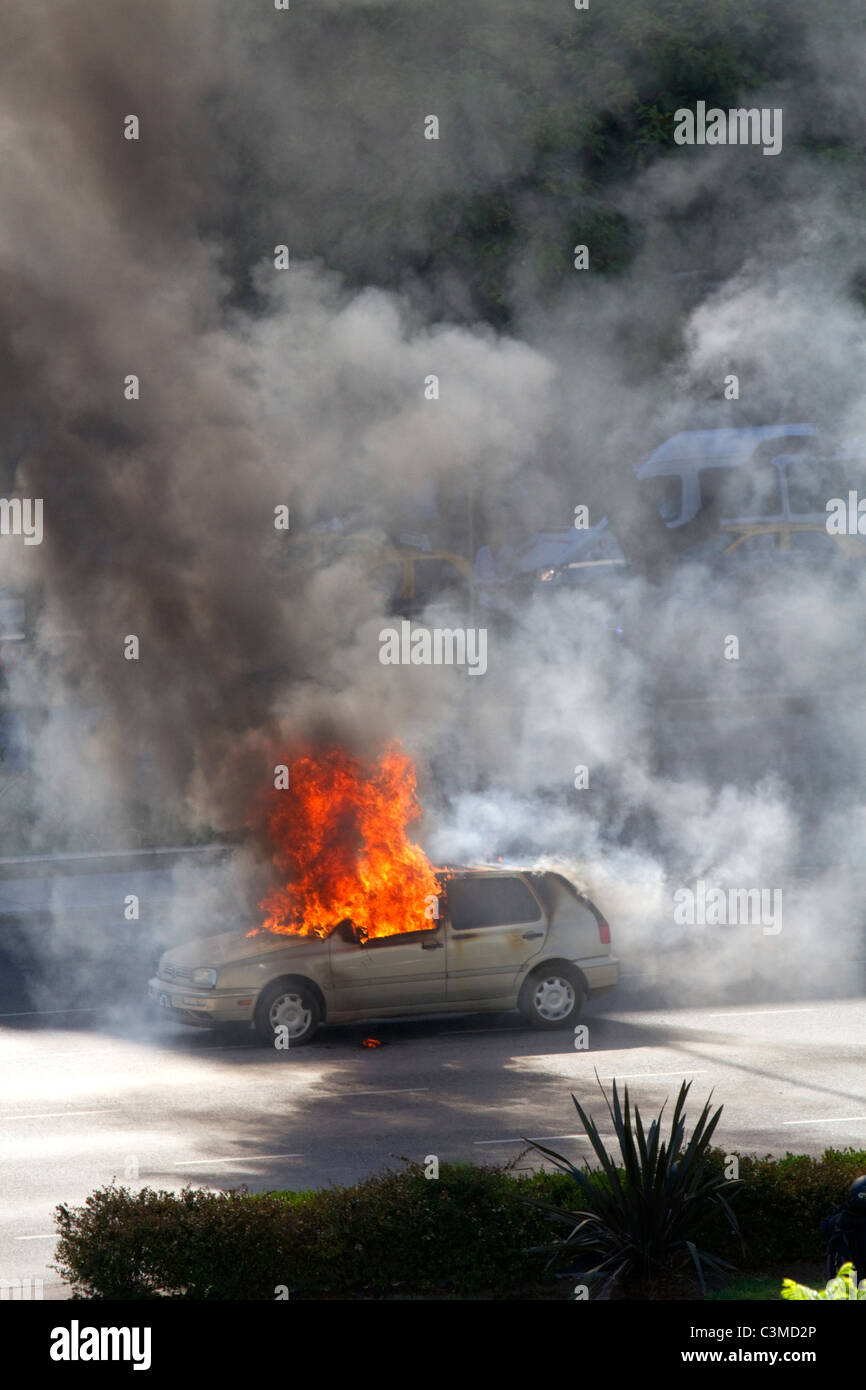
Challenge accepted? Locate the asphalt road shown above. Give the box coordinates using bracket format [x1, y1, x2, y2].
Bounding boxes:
[2, 994, 865, 1297]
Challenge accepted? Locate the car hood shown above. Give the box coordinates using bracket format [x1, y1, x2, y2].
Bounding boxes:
[165, 928, 326, 968]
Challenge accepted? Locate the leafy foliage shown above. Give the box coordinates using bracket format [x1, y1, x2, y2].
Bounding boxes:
[707, 1148, 866, 1266]
[782, 1262, 866, 1300]
[52, 1142, 866, 1299]
[371, 0, 815, 324]
[527, 1073, 742, 1295]
[53, 1163, 558, 1300]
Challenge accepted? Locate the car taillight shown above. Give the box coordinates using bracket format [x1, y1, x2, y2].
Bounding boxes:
[597, 916, 611, 944]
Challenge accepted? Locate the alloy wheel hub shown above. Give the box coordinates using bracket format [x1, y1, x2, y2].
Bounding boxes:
[270, 993, 312, 1037]
[534, 977, 575, 1021]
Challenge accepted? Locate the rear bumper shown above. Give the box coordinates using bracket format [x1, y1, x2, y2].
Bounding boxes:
[575, 955, 620, 997]
[148, 977, 257, 1025]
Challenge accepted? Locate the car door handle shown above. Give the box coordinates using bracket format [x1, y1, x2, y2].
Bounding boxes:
[421, 940, 444, 950]
[522, 931, 544, 940]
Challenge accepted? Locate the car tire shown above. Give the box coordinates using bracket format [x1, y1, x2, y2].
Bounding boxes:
[519, 965, 585, 1030]
[253, 978, 321, 1048]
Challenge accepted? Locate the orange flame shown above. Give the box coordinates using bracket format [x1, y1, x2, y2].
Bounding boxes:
[256, 744, 440, 941]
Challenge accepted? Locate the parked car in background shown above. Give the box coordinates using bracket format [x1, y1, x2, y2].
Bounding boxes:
[635, 424, 817, 536]
[673, 442, 866, 582]
[476, 517, 628, 623]
[674, 517, 866, 584]
[282, 527, 474, 619]
[650, 446, 866, 783]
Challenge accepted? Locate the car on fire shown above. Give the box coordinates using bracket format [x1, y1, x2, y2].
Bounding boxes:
[149, 867, 619, 1046]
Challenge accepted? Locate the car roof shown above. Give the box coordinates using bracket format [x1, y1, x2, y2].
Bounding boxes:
[437, 865, 536, 877]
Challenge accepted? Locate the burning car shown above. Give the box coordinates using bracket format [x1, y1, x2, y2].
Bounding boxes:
[150, 747, 618, 1045]
[149, 867, 618, 1046]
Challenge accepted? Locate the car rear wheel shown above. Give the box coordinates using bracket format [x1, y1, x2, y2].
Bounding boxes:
[519, 966, 584, 1029]
[253, 979, 321, 1047]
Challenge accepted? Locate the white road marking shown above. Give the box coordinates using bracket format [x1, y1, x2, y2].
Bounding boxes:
[14, 1049, 127, 1061]
[12, 1043, 256, 1061]
[3, 1109, 124, 1120]
[474, 1133, 593, 1146]
[0, 1007, 100, 1018]
[783, 1116, 866, 1126]
[444, 1028, 519, 1035]
[174, 1153, 304, 1166]
[599, 1070, 708, 1079]
[311, 1088, 429, 1098]
[706, 1008, 818, 1018]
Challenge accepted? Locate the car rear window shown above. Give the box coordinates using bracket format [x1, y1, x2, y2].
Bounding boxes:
[531, 872, 600, 920]
[447, 876, 541, 930]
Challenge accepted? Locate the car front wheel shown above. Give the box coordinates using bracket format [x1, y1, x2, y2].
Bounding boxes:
[519, 967, 584, 1029]
[253, 979, 321, 1047]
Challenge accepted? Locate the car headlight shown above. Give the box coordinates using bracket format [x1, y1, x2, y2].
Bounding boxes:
[192, 967, 218, 989]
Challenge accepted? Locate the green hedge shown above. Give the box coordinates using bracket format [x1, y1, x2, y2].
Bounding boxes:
[53, 1150, 866, 1300]
[53, 1163, 572, 1300]
[706, 1148, 866, 1266]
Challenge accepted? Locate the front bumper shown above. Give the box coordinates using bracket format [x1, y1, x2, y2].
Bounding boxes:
[148, 977, 258, 1025]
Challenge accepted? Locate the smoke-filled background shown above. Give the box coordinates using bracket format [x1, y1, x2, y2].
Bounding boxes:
[2, 0, 866, 1010]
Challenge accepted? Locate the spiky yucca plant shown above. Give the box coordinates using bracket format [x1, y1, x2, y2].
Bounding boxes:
[526, 1072, 742, 1296]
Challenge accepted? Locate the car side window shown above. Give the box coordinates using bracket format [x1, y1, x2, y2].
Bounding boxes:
[526, 872, 556, 915]
[447, 876, 541, 930]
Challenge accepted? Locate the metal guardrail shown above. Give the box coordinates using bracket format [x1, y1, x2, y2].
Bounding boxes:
[0, 843, 230, 881]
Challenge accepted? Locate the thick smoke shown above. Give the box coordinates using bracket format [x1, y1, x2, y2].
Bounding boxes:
[1, 0, 865, 1004]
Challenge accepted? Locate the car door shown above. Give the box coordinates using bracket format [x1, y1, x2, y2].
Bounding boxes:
[328, 922, 447, 1013]
[443, 874, 548, 1003]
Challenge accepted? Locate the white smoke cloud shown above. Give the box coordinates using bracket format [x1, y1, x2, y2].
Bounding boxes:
[1, 0, 865, 1012]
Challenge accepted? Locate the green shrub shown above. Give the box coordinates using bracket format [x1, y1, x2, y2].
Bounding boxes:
[705, 1148, 866, 1266]
[52, 1144, 866, 1299]
[53, 1185, 303, 1300]
[54, 1162, 558, 1300]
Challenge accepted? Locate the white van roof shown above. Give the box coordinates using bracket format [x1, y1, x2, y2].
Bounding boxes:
[635, 425, 816, 479]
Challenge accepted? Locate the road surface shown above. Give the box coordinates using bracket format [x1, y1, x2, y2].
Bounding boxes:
[2, 995, 864, 1297]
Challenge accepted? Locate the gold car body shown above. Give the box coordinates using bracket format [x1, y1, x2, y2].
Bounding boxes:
[148, 868, 618, 1030]
[712, 518, 866, 558]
